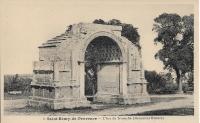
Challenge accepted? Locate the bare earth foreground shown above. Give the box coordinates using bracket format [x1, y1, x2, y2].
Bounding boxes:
[4, 94, 193, 116]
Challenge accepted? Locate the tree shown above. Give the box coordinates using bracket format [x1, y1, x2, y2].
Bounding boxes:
[153, 13, 194, 93]
[93, 19, 140, 48]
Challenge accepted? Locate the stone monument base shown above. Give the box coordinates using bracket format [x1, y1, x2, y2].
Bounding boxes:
[28, 94, 150, 110]
[28, 96, 91, 110]
[93, 94, 151, 104]
[118, 95, 151, 104]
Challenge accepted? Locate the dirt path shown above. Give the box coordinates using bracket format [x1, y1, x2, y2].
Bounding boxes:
[4, 94, 193, 116]
[59, 94, 194, 116]
[92, 95, 193, 115]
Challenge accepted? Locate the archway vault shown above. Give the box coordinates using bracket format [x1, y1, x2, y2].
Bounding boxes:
[78, 31, 129, 103]
[84, 36, 123, 101]
[80, 31, 127, 62]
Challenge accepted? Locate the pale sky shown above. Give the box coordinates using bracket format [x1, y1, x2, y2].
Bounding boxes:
[0, 0, 194, 74]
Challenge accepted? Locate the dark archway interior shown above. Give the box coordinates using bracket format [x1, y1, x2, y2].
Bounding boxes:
[84, 36, 122, 101]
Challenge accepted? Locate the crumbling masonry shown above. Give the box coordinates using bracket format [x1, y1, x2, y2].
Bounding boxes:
[28, 23, 150, 109]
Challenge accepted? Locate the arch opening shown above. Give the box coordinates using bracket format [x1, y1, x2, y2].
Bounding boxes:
[84, 36, 122, 101]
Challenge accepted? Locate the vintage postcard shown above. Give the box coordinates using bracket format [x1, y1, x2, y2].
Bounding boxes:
[0, 0, 199, 123]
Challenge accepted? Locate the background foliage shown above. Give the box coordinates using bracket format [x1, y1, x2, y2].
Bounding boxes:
[4, 74, 32, 96]
[93, 19, 141, 48]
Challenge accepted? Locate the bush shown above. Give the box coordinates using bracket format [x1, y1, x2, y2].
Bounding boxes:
[4, 74, 32, 96]
[182, 83, 194, 93]
[145, 70, 176, 94]
[159, 82, 178, 94]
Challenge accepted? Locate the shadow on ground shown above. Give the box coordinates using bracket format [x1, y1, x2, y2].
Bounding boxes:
[130, 108, 194, 116]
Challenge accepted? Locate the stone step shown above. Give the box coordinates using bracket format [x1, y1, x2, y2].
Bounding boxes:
[52, 37, 68, 40]
[53, 34, 66, 39]
[38, 43, 57, 48]
[45, 41, 62, 44]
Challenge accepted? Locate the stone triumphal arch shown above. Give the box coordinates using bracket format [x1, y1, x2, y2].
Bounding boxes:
[28, 23, 150, 109]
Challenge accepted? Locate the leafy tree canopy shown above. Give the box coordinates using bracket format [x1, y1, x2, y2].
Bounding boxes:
[93, 19, 140, 48]
[153, 13, 194, 92]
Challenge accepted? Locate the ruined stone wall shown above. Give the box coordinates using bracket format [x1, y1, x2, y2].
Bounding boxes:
[29, 23, 150, 109]
[127, 42, 144, 96]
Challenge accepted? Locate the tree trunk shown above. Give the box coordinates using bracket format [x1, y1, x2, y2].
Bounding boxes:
[175, 68, 183, 94]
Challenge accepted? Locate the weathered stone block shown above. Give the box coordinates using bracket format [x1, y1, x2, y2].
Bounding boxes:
[30, 23, 150, 110]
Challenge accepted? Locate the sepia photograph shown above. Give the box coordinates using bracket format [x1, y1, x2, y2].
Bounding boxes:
[0, 0, 198, 122]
